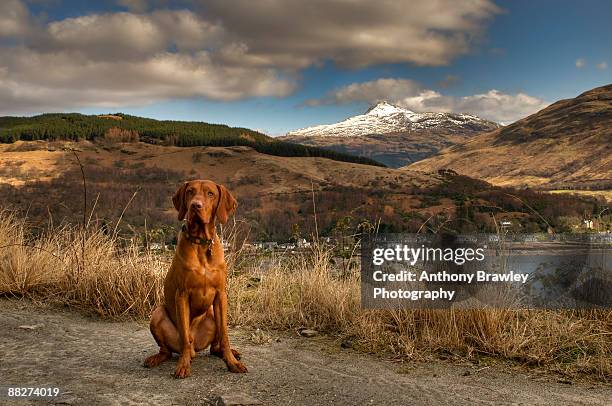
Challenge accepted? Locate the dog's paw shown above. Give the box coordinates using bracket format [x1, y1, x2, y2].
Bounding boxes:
[143, 352, 170, 368]
[211, 347, 241, 360]
[227, 360, 248, 373]
[174, 359, 192, 379]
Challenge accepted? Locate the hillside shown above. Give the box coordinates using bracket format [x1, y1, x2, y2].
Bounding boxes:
[408, 85, 612, 191]
[0, 113, 383, 167]
[280, 102, 499, 167]
[0, 140, 602, 240]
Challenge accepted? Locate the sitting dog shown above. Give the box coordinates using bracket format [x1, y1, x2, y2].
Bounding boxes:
[144, 180, 247, 378]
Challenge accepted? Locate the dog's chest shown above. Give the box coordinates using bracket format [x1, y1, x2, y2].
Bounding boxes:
[189, 287, 215, 317]
[186, 267, 217, 315]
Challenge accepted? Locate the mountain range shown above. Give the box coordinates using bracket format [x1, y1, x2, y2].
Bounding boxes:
[280, 102, 498, 167]
[0, 89, 604, 239]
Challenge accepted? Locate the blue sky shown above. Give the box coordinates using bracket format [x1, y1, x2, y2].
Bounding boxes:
[1, 0, 610, 134]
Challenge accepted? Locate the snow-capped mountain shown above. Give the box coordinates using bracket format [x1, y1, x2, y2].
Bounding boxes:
[286, 101, 498, 138]
[280, 102, 499, 168]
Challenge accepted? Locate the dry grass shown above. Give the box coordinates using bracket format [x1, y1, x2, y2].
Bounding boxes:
[0, 210, 164, 318]
[0, 211, 610, 380]
[550, 189, 612, 203]
[228, 247, 611, 379]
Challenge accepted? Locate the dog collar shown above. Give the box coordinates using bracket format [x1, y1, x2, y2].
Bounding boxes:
[181, 224, 214, 246]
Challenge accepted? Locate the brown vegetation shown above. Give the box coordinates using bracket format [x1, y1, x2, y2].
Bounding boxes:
[0, 211, 609, 380]
[408, 84, 612, 193]
[103, 127, 139, 143]
[97, 114, 123, 121]
[0, 140, 605, 241]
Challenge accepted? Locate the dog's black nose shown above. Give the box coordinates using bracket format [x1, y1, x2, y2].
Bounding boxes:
[191, 201, 203, 209]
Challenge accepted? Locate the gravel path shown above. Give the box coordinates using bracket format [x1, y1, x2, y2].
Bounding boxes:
[0, 299, 609, 405]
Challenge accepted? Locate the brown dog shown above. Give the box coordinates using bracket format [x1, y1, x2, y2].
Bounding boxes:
[144, 180, 247, 378]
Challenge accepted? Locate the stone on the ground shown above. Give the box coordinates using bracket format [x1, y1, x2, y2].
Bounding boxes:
[300, 329, 318, 337]
[18, 324, 44, 330]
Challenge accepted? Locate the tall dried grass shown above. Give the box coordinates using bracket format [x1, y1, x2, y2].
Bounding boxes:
[0, 210, 165, 318]
[0, 211, 610, 379]
[228, 246, 611, 379]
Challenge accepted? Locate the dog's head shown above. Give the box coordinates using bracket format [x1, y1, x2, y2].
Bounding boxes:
[173, 180, 237, 226]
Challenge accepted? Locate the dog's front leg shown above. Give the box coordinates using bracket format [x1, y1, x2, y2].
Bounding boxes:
[213, 289, 247, 373]
[174, 290, 192, 378]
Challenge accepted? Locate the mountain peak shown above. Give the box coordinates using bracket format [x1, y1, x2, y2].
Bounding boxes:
[365, 101, 412, 116]
[285, 102, 498, 138]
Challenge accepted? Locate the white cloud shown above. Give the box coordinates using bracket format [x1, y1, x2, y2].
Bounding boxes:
[575, 58, 586, 69]
[308, 78, 549, 123]
[0, 3, 295, 113]
[0, 0, 502, 113]
[0, 48, 296, 113]
[201, 0, 501, 68]
[44, 10, 225, 59]
[398, 88, 549, 122]
[596, 61, 608, 70]
[429, 90, 548, 123]
[305, 78, 422, 106]
[0, 0, 31, 38]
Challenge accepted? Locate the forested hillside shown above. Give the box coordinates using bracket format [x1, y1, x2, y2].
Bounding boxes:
[0, 113, 384, 166]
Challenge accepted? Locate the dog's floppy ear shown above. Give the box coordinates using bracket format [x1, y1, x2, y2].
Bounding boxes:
[215, 184, 237, 225]
[172, 182, 188, 221]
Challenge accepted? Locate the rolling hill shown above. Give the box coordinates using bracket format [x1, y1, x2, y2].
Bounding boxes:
[408, 84, 612, 192]
[280, 102, 499, 167]
[0, 139, 601, 240]
[0, 113, 383, 167]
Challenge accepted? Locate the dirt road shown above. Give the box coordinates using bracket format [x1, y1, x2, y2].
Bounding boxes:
[0, 299, 609, 405]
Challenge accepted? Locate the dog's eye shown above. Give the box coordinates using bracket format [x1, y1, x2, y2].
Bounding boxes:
[207, 191, 214, 197]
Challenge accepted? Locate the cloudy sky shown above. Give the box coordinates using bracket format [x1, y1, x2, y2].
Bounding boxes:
[0, 0, 610, 134]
